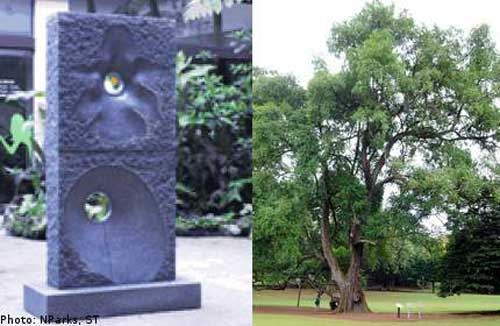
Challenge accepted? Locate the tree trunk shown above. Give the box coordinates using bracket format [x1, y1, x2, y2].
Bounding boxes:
[319, 198, 346, 287]
[296, 282, 302, 307]
[336, 219, 371, 313]
[336, 250, 370, 312]
[319, 194, 371, 313]
[337, 283, 370, 313]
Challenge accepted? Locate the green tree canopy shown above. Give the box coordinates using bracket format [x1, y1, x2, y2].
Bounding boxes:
[439, 171, 500, 296]
[253, 0, 499, 313]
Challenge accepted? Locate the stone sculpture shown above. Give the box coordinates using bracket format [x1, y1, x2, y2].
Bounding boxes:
[23, 12, 201, 318]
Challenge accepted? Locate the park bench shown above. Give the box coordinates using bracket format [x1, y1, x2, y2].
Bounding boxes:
[396, 302, 424, 319]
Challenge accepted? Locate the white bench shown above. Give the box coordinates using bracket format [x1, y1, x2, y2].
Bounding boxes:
[396, 302, 424, 319]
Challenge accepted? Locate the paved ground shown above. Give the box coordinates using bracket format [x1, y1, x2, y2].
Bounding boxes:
[0, 230, 252, 325]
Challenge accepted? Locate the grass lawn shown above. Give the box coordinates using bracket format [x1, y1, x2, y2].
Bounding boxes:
[254, 288, 500, 313]
[254, 314, 500, 326]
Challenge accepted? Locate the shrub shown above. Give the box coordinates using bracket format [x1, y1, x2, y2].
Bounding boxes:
[176, 53, 252, 232]
[3, 192, 46, 240]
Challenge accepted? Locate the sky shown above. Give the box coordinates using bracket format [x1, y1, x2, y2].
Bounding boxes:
[254, 0, 500, 86]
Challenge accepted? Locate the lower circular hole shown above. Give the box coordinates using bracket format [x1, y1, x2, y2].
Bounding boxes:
[84, 192, 112, 223]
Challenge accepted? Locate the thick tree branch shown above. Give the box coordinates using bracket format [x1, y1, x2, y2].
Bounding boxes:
[319, 167, 346, 286]
[320, 197, 346, 286]
[371, 131, 406, 183]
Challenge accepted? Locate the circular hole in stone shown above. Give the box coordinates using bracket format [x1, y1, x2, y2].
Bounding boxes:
[84, 192, 112, 223]
[103, 72, 125, 96]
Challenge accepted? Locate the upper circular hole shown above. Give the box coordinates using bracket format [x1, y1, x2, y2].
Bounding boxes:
[84, 192, 112, 223]
[103, 72, 124, 96]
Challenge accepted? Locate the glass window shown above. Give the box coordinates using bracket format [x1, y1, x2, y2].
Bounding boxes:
[0, 0, 33, 35]
[69, 0, 148, 14]
[0, 52, 30, 98]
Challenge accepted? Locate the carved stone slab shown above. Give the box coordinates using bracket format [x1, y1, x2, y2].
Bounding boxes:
[46, 150, 176, 289]
[45, 13, 177, 289]
[46, 13, 177, 152]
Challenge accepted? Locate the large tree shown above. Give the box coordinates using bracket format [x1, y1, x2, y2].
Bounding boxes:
[254, 1, 499, 313]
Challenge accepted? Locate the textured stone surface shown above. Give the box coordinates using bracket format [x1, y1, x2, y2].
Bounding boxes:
[45, 13, 178, 289]
[46, 13, 177, 152]
[24, 280, 201, 319]
[46, 151, 176, 289]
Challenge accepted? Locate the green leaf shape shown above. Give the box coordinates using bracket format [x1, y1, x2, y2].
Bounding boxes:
[0, 113, 33, 157]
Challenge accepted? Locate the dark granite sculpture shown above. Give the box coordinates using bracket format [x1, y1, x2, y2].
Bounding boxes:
[24, 13, 200, 318]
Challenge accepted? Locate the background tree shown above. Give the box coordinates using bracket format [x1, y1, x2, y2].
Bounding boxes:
[253, 0, 499, 313]
[438, 168, 500, 296]
[253, 71, 313, 288]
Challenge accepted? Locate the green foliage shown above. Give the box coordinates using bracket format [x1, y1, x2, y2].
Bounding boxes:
[253, 74, 316, 286]
[252, 177, 313, 286]
[176, 51, 215, 93]
[253, 69, 306, 108]
[324, 0, 499, 159]
[3, 191, 46, 240]
[1, 92, 45, 204]
[176, 203, 251, 236]
[184, 0, 244, 21]
[176, 213, 233, 232]
[439, 176, 500, 296]
[84, 192, 111, 223]
[176, 52, 252, 229]
[365, 230, 445, 289]
[0, 113, 33, 157]
[253, 0, 499, 297]
[1, 91, 45, 165]
[328, 1, 416, 55]
[220, 178, 252, 206]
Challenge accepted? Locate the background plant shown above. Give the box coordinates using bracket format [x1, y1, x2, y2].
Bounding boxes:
[1, 93, 45, 238]
[176, 52, 252, 234]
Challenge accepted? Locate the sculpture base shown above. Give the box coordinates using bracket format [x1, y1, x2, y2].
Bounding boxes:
[24, 279, 201, 319]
